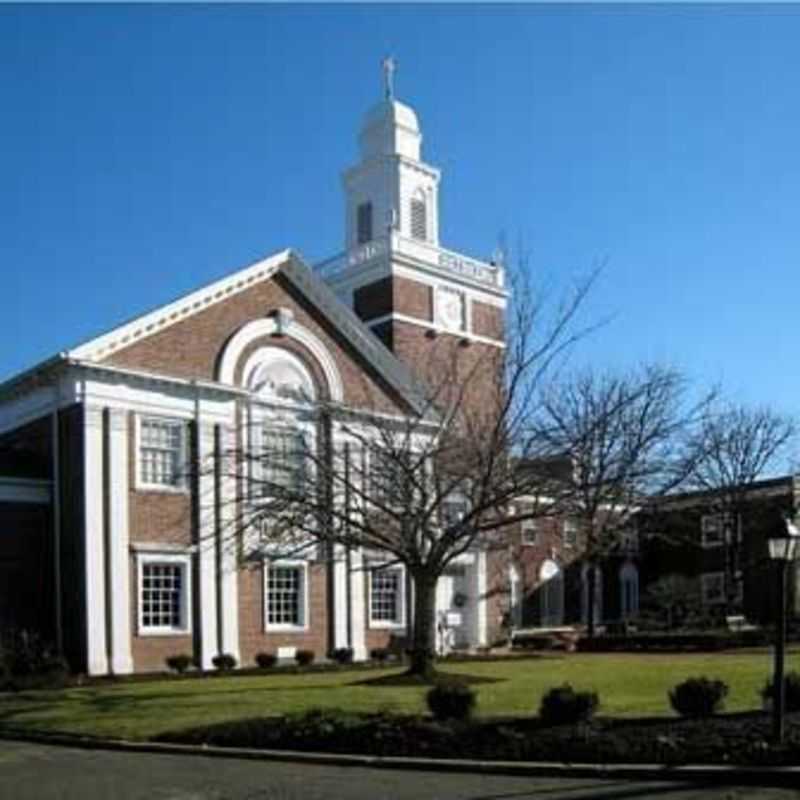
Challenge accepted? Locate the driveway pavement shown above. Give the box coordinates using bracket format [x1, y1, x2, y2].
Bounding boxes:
[1, 741, 800, 800]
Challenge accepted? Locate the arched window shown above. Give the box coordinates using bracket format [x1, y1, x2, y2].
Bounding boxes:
[581, 564, 603, 625]
[539, 559, 564, 627]
[619, 562, 639, 619]
[410, 191, 427, 241]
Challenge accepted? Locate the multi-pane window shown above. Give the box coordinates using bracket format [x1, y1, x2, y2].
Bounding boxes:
[140, 561, 186, 632]
[701, 514, 726, 548]
[357, 202, 373, 244]
[701, 572, 725, 606]
[370, 568, 402, 625]
[521, 519, 539, 546]
[261, 429, 305, 493]
[563, 519, 579, 548]
[441, 500, 466, 531]
[369, 449, 405, 506]
[410, 197, 427, 241]
[266, 564, 305, 627]
[140, 417, 185, 488]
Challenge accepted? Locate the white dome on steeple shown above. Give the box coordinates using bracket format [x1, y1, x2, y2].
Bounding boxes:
[359, 98, 422, 161]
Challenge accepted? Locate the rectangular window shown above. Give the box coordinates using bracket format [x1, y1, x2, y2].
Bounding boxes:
[701, 572, 725, 606]
[357, 202, 373, 244]
[370, 567, 403, 626]
[369, 448, 406, 506]
[521, 519, 539, 546]
[410, 198, 427, 241]
[701, 514, 726, 548]
[441, 500, 467, 531]
[138, 556, 190, 634]
[266, 564, 306, 628]
[139, 417, 186, 489]
[262, 428, 305, 494]
[563, 519, 579, 548]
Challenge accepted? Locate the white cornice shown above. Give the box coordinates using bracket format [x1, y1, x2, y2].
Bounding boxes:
[69, 249, 292, 362]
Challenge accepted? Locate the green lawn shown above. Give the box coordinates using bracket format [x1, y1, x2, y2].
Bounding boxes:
[1, 650, 797, 741]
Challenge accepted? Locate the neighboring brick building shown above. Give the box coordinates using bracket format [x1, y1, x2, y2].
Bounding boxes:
[0, 80, 528, 675]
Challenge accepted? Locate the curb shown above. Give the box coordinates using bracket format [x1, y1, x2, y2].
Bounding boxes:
[2, 728, 800, 788]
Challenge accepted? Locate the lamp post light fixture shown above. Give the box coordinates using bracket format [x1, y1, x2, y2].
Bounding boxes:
[767, 518, 800, 745]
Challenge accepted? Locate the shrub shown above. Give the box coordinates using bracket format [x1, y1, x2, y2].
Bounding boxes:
[295, 649, 315, 667]
[369, 647, 390, 663]
[539, 684, 599, 725]
[0, 630, 69, 690]
[426, 682, 476, 721]
[669, 677, 728, 717]
[211, 653, 237, 672]
[255, 652, 278, 669]
[329, 647, 354, 665]
[761, 671, 800, 713]
[165, 654, 193, 674]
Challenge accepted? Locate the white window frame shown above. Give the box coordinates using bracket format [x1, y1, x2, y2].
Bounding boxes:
[368, 563, 406, 629]
[136, 552, 192, 636]
[264, 559, 310, 633]
[563, 519, 579, 549]
[521, 518, 539, 546]
[701, 513, 730, 548]
[135, 414, 189, 493]
[700, 571, 726, 606]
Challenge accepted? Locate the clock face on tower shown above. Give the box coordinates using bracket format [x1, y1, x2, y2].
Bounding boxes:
[436, 287, 465, 332]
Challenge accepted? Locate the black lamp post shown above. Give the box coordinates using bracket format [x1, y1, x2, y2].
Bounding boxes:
[767, 519, 799, 744]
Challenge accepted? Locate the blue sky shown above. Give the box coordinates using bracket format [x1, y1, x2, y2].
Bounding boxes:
[2, 5, 799, 413]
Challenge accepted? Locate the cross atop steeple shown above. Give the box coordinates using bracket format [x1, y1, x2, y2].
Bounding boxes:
[382, 56, 396, 101]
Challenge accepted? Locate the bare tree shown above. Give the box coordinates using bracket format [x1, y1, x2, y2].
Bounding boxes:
[211, 268, 597, 679]
[686, 404, 797, 614]
[533, 365, 709, 635]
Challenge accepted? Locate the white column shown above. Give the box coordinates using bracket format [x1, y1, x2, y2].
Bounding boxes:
[107, 409, 133, 674]
[349, 548, 367, 661]
[196, 421, 219, 670]
[476, 549, 488, 647]
[218, 424, 240, 662]
[84, 406, 108, 676]
[332, 545, 349, 651]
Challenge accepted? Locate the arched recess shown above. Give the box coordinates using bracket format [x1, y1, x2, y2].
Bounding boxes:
[581, 563, 604, 626]
[242, 347, 318, 405]
[216, 314, 344, 403]
[619, 562, 640, 620]
[539, 559, 564, 627]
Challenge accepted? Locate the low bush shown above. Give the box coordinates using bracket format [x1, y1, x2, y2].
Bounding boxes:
[539, 684, 599, 725]
[426, 682, 476, 721]
[369, 647, 390, 663]
[329, 647, 354, 665]
[165, 654, 193, 674]
[762, 671, 800, 713]
[295, 649, 315, 666]
[576, 630, 772, 653]
[211, 653, 237, 672]
[255, 652, 277, 669]
[0, 630, 69, 690]
[669, 677, 729, 717]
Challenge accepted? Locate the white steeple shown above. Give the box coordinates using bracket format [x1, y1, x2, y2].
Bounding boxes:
[342, 58, 441, 251]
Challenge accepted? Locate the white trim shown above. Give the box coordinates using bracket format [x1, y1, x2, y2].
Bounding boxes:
[264, 559, 310, 633]
[0, 478, 51, 505]
[366, 312, 505, 348]
[134, 414, 190, 493]
[107, 409, 133, 675]
[196, 420, 219, 670]
[136, 551, 193, 637]
[701, 513, 728, 548]
[69, 250, 290, 362]
[476, 549, 488, 647]
[83, 406, 108, 675]
[349, 548, 367, 660]
[367, 562, 406, 630]
[130, 541, 198, 554]
[700, 571, 726, 606]
[218, 424, 240, 660]
[216, 316, 344, 404]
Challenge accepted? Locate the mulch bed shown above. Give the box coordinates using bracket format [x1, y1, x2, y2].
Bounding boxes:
[155, 709, 800, 766]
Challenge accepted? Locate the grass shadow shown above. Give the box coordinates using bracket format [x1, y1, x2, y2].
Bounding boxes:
[349, 671, 504, 687]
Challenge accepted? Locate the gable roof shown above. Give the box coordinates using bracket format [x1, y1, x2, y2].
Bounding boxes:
[0, 249, 432, 417]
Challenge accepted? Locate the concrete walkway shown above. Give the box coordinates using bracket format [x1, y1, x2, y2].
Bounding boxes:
[2, 741, 800, 800]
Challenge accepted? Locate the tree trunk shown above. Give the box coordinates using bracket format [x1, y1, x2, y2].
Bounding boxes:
[407, 572, 438, 680]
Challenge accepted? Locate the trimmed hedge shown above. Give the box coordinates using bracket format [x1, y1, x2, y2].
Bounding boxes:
[576, 630, 775, 653]
[539, 684, 599, 725]
[426, 682, 476, 721]
[669, 677, 729, 717]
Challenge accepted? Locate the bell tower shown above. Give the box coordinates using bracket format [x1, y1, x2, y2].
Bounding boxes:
[316, 60, 508, 388]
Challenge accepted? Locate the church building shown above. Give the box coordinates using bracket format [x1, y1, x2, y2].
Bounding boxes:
[0, 71, 521, 675]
